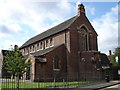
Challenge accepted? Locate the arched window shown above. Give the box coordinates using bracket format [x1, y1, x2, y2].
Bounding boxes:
[39, 42, 43, 50]
[50, 38, 53, 46]
[53, 55, 60, 69]
[46, 39, 49, 48]
[81, 27, 88, 51]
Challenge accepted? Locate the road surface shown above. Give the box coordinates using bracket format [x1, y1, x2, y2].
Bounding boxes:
[100, 84, 120, 90]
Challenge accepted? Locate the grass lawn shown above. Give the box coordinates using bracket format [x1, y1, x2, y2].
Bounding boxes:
[0, 83, 1, 89]
[1, 81, 98, 89]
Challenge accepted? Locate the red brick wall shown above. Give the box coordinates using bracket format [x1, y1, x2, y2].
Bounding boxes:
[34, 45, 67, 81]
[66, 14, 99, 80]
[25, 13, 105, 81]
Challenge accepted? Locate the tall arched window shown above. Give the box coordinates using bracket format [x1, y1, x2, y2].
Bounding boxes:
[81, 27, 88, 51]
[53, 55, 60, 69]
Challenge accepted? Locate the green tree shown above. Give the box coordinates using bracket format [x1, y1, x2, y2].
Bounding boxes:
[113, 47, 120, 66]
[3, 45, 31, 89]
[114, 48, 120, 56]
[111, 48, 120, 66]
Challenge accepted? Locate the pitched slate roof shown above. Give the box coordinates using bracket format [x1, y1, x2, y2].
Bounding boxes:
[31, 44, 63, 56]
[20, 16, 78, 49]
[23, 44, 64, 59]
[100, 53, 110, 65]
[1, 50, 12, 56]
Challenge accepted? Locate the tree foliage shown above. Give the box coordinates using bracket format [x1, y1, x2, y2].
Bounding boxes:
[3, 45, 31, 77]
[114, 48, 120, 56]
[110, 48, 120, 66]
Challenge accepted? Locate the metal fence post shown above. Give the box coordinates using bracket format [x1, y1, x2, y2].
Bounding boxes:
[54, 78, 56, 88]
[0, 77, 1, 90]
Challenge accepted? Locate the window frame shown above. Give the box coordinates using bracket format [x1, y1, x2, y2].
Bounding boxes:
[39, 41, 43, 50]
[80, 27, 89, 51]
[45, 39, 49, 48]
[53, 55, 61, 71]
[37, 43, 39, 51]
[50, 38, 54, 47]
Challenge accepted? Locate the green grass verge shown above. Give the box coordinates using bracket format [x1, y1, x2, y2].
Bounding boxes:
[1, 81, 100, 89]
[0, 83, 1, 90]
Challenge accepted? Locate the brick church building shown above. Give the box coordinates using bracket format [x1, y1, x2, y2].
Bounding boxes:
[19, 4, 110, 81]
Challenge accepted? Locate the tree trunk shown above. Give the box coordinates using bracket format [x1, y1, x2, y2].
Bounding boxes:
[16, 76, 19, 90]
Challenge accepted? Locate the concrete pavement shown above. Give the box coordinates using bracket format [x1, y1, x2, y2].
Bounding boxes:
[73, 80, 120, 90]
[102, 84, 120, 90]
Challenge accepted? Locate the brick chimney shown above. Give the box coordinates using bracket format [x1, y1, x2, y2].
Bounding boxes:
[109, 50, 112, 56]
[14, 45, 18, 49]
[78, 4, 85, 16]
[14, 45, 19, 51]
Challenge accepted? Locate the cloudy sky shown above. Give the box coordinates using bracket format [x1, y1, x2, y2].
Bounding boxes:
[0, 0, 119, 55]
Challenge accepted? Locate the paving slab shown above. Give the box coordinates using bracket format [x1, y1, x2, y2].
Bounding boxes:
[80, 81, 120, 90]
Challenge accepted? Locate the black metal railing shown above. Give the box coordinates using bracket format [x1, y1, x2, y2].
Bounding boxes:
[0, 72, 105, 89]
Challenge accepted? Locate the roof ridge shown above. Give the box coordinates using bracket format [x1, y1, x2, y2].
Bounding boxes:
[26, 16, 77, 41]
[20, 16, 78, 49]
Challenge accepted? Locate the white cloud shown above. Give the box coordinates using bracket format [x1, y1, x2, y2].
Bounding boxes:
[86, 5, 95, 16]
[0, 0, 74, 51]
[0, 0, 118, 56]
[27, 1, 72, 33]
[90, 7, 95, 15]
[2, 40, 24, 50]
[0, 1, 27, 36]
[76, 1, 81, 6]
[91, 5, 118, 55]
[0, 0, 73, 35]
